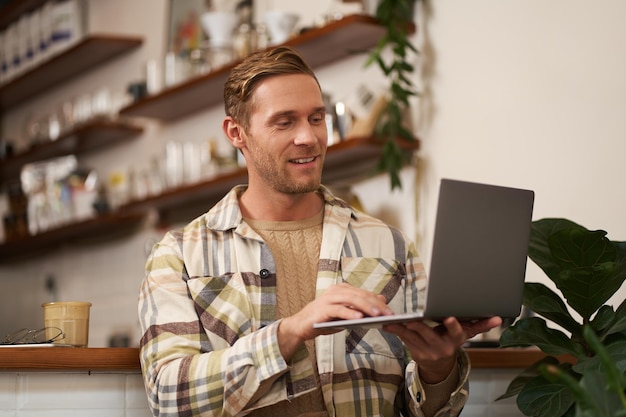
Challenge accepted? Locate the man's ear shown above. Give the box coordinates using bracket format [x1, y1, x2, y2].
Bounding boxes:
[222, 117, 245, 149]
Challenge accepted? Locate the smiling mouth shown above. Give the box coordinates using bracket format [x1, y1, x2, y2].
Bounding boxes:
[291, 157, 316, 164]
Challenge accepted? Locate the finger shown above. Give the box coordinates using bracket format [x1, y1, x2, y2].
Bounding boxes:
[400, 318, 468, 352]
[388, 321, 443, 347]
[440, 317, 468, 345]
[385, 323, 458, 362]
[383, 323, 428, 348]
[460, 316, 503, 339]
[324, 284, 392, 317]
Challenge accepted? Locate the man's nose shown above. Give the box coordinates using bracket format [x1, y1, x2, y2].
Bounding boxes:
[293, 121, 322, 146]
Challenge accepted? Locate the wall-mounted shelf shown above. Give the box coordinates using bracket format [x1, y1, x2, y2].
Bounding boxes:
[120, 137, 420, 219]
[0, 118, 144, 183]
[0, 211, 146, 263]
[119, 14, 394, 121]
[0, 137, 419, 263]
[0, 34, 143, 111]
[0, 10, 420, 264]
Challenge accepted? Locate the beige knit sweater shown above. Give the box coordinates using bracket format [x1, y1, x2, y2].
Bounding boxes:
[246, 210, 327, 416]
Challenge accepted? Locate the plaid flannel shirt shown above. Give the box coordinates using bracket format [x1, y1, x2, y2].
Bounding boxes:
[138, 185, 470, 417]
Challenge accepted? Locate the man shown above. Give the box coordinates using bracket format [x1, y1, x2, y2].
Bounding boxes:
[138, 46, 501, 417]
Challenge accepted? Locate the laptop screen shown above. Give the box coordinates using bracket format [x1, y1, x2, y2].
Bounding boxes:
[423, 178, 535, 320]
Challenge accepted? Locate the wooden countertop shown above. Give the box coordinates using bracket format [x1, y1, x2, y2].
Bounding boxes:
[0, 347, 141, 372]
[0, 347, 556, 372]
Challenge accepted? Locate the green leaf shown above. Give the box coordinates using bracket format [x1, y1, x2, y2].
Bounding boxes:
[583, 326, 626, 384]
[556, 262, 623, 321]
[549, 228, 615, 268]
[398, 125, 416, 142]
[603, 298, 626, 336]
[573, 338, 626, 378]
[591, 305, 617, 333]
[538, 363, 600, 417]
[528, 218, 585, 279]
[500, 317, 583, 356]
[522, 282, 581, 336]
[578, 371, 626, 417]
[377, 56, 391, 75]
[496, 356, 560, 401]
[528, 219, 626, 322]
[517, 372, 577, 417]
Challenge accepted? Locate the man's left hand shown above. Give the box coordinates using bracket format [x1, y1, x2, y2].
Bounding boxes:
[383, 316, 502, 383]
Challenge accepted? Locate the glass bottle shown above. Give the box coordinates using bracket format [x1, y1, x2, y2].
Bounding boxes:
[233, 0, 257, 59]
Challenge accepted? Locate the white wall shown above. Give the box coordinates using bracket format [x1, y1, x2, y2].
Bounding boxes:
[415, 0, 626, 308]
[0, 0, 624, 345]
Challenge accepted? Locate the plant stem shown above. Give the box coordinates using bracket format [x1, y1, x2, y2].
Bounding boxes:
[366, 0, 418, 190]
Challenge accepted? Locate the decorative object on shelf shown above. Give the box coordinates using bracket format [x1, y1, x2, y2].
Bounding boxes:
[0, 0, 87, 86]
[0, 35, 144, 111]
[118, 15, 394, 122]
[20, 155, 103, 235]
[263, 10, 299, 46]
[200, 10, 237, 68]
[343, 83, 388, 138]
[166, 0, 205, 61]
[365, 0, 418, 190]
[233, 0, 258, 59]
[0, 137, 418, 262]
[497, 218, 626, 416]
[0, 119, 144, 184]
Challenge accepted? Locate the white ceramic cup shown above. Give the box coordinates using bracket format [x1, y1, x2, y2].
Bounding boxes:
[264, 11, 299, 45]
[200, 11, 238, 48]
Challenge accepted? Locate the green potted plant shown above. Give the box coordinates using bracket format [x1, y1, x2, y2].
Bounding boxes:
[497, 218, 626, 416]
[365, 0, 418, 190]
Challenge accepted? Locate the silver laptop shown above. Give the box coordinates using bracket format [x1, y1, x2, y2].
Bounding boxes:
[314, 178, 535, 329]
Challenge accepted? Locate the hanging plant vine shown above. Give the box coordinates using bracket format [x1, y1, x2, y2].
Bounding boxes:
[365, 0, 419, 190]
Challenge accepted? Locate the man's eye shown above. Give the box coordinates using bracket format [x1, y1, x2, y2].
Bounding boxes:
[310, 112, 325, 124]
[276, 119, 293, 128]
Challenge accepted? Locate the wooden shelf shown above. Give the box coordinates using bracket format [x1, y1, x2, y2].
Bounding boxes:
[0, 211, 145, 263]
[0, 118, 144, 183]
[0, 137, 417, 264]
[321, 137, 419, 185]
[119, 14, 392, 121]
[0, 12, 419, 264]
[0, 347, 564, 372]
[121, 165, 247, 216]
[0, 34, 143, 111]
[119, 137, 420, 217]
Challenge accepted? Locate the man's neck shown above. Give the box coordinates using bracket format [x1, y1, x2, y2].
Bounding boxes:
[239, 187, 323, 222]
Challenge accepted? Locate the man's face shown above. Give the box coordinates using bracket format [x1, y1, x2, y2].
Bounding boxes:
[241, 73, 328, 194]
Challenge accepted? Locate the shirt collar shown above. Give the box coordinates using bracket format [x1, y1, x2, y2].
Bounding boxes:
[204, 185, 358, 232]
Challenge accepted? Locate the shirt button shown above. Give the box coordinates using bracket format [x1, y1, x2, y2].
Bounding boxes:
[416, 391, 422, 402]
[259, 269, 270, 279]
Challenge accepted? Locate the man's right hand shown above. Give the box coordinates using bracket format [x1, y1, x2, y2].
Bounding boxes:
[276, 283, 393, 361]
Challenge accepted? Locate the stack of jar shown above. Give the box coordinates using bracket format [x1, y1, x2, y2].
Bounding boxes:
[0, 0, 86, 85]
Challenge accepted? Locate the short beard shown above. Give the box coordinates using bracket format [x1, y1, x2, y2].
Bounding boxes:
[244, 129, 322, 194]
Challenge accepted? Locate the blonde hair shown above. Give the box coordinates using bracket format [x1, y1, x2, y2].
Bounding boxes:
[223, 46, 320, 130]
